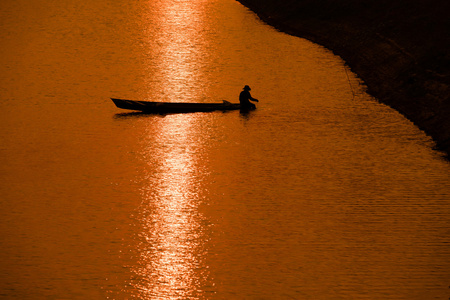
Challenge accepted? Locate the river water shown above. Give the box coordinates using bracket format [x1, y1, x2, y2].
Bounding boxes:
[1, 0, 449, 299]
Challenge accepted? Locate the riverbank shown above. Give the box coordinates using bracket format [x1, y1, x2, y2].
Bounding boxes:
[238, 0, 450, 157]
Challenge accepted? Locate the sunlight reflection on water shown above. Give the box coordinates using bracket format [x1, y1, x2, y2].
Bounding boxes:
[144, 0, 212, 102]
[1, 0, 449, 299]
[131, 5, 212, 294]
[132, 115, 211, 298]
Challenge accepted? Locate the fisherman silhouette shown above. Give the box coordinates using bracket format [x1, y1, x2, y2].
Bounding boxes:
[239, 85, 259, 109]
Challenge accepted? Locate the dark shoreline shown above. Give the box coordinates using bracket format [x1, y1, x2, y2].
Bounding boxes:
[238, 0, 450, 158]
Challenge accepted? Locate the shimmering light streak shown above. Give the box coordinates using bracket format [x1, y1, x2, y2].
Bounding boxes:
[149, 0, 210, 101]
[132, 115, 210, 299]
[126, 1, 213, 297]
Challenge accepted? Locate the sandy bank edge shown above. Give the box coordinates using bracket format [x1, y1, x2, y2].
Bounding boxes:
[237, 0, 450, 158]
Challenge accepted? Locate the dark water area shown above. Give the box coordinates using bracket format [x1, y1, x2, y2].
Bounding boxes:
[1, 0, 449, 299]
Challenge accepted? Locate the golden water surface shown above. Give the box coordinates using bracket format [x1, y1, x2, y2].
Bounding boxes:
[0, 0, 449, 299]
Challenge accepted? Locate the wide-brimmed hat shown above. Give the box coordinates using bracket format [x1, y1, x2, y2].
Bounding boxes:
[243, 85, 251, 90]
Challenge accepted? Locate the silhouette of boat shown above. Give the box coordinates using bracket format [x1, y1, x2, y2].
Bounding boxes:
[111, 98, 244, 113]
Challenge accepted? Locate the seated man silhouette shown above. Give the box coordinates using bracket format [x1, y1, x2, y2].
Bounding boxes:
[239, 85, 259, 109]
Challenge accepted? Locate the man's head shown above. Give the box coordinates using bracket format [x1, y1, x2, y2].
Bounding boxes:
[243, 85, 251, 91]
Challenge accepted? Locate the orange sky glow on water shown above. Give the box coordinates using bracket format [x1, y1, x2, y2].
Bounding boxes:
[0, 0, 449, 299]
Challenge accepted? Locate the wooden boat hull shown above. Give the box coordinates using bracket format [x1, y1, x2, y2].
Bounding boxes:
[111, 98, 243, 113]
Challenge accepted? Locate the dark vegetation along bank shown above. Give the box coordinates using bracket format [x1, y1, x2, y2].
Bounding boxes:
[238, 0, 450, 157]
